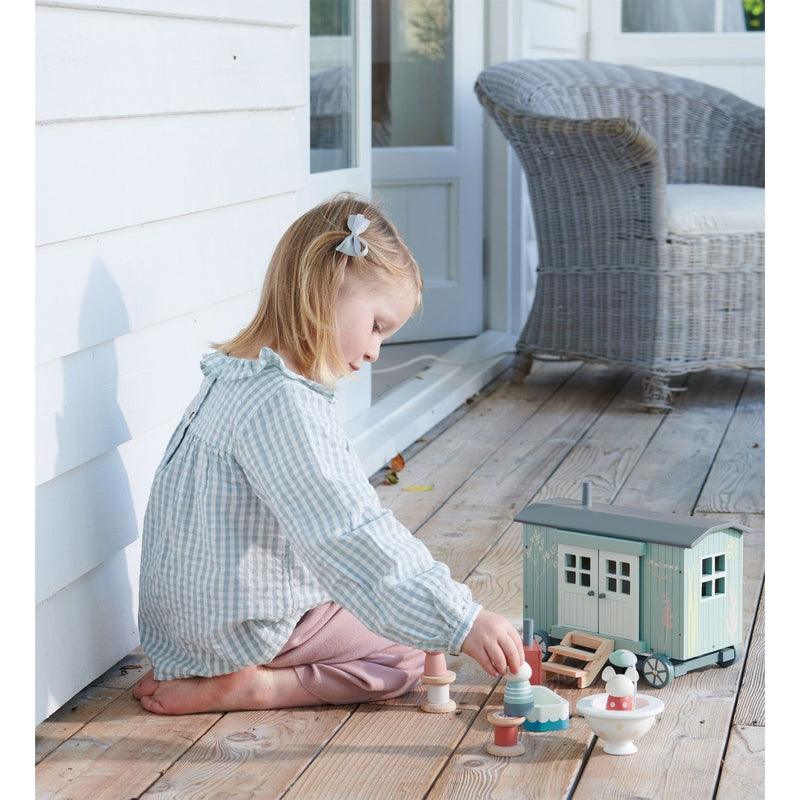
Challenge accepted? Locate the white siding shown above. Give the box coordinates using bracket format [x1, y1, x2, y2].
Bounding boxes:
[35, 0, 309, 724]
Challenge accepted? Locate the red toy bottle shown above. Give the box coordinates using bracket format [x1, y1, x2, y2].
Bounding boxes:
[523, 618, 542, 685]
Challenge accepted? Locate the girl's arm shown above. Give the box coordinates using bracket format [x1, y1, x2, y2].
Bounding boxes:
[236, 383, 492, 657]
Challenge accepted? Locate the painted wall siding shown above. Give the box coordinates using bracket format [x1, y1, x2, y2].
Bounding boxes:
[37, 0, 302, 27]
[35, 193, 291, 371]
[35, 0, 309, 724]
[523, 524, 560, 634]
[36, 5, 302, 121]
[37, 110, 301, 246]
[642, 542, 684, 659]
[687, 529, 744, 660]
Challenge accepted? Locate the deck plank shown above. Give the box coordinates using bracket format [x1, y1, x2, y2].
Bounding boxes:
[531, 370, 667, 504]
[35, 649, 151, 764]
[373, 360, 585, 533]
[696, 369, 765, 515]
[733, 581, 765, 727]
[35, 691, 220, 799]
[716, 725, 765, 800]
[139, 706, 356, 799]
[280, 668, 490, 800]
[614, 368, 750, 513]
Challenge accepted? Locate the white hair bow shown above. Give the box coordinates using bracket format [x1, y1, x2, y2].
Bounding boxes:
[335, 214, 370, 257]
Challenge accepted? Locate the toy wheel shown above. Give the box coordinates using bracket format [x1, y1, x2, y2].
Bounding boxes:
[533, 631, 550, 661]
[641, 654, 674, 688]
[718, 644, 741, 668]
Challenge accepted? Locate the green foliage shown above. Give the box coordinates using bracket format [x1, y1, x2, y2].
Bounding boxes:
[742, 0, 765, 31]
[406, 0, 451, 61]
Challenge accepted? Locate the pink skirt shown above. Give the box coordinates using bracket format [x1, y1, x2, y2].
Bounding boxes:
[267, 602, 426, 704]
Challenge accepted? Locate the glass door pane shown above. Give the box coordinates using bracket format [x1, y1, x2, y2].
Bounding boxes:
[372, 0, 453, 147]
[310, 0, 357, 173]
[621, 0, 763, 33]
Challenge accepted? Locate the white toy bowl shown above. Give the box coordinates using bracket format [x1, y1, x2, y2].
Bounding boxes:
[576, 693, 665, 755]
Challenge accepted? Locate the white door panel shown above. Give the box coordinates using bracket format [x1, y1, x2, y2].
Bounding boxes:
[557, 544, 598, 632]
[372, 0, 484, 341]
[598, 549, 640, 640]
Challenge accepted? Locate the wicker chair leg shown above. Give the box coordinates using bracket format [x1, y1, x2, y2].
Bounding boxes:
[641, 376, 673, 412]
[510, 352, 534, 384]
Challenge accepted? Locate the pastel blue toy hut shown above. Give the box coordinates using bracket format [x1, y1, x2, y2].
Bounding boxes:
[517, 484, 749, 687]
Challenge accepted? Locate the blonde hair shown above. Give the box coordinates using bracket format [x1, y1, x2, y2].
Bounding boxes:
[214, 193, 422, 387]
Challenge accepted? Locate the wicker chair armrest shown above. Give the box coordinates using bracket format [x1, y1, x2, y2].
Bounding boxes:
[476, 84, 668, 266]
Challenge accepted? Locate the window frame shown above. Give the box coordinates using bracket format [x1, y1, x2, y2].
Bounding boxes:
[700, 553, 727, 600]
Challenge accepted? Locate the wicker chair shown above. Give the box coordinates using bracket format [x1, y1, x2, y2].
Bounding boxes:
[474, 60, 764, 408]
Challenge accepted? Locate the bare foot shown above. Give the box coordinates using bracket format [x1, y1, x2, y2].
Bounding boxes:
[133, 666, 321, 715]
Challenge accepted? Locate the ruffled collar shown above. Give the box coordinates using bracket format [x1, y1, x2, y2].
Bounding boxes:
[200, 348, 334, 400]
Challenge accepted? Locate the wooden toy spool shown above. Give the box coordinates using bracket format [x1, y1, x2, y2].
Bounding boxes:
[486, 711, 526, 757]
[420, 652, 456, 713]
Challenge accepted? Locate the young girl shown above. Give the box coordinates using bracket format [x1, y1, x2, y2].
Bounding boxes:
[133, 194, 524, 715]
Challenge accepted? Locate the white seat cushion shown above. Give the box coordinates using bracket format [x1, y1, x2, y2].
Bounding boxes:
[665, 184, 765, 235]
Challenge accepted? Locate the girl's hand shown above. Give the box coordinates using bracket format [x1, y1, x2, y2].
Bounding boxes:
[460, 609, 525, 677]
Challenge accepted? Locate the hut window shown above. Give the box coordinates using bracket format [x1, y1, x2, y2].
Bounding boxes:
[701, 554, 726, 599]
[605, 559, 632, 595]
[564, 552, 592, 587]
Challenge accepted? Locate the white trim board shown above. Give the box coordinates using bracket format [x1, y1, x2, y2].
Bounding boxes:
[344, 330, 516, 478]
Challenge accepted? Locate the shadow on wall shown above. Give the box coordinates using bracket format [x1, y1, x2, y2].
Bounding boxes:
[36, 262, 138, 723]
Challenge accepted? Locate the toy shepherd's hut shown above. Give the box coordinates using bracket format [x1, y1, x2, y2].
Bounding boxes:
[517, 484, 749, 687]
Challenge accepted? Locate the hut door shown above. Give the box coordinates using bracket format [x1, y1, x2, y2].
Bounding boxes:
[557, 544, 640, 641]
[597, 550, 640, 640]
[557, 545, 598, 632]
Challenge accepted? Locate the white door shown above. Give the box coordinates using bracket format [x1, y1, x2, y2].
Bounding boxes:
[371, 0, 484, 342]
[557, 544, 599, 632]
[589, 0, 765, 105]
[598, 549, 639, 640]
[557, 544, 640, 641]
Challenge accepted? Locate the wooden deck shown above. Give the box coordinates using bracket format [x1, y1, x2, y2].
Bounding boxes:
[35, 361, 765, 799]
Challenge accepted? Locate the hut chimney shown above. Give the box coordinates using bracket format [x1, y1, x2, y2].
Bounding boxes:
[582, 482, 592, 508]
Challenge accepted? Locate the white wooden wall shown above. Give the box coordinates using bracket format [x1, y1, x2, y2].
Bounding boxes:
[35, 0, 309, 725]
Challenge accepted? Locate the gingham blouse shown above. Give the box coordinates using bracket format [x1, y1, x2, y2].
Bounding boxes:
[138, 348, 481, 680]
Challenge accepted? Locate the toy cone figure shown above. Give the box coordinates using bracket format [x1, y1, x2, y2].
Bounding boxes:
[420, 652, 456, 713]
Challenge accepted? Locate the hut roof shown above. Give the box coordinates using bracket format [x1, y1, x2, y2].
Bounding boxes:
[515, 499, 750, 548]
